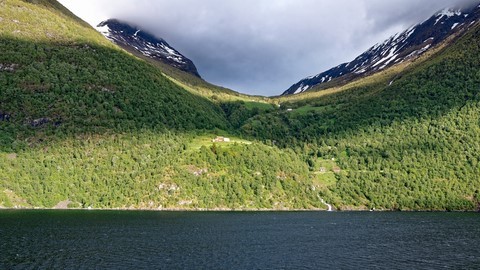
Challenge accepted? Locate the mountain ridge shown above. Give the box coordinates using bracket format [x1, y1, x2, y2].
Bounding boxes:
[97, 19, 201, 78]
[283, 2, 480, 95]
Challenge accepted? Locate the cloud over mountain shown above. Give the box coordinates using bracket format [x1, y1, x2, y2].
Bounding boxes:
[59, 0, 476, 95]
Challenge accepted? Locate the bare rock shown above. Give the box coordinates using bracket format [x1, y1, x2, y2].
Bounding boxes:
[29, 117, 50, 127]
[0, 112, 11, 121]
[0, 63, 18, 72]
[53, 200, 72, 209]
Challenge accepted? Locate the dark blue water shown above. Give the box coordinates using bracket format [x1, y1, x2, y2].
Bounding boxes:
[0, 211, 479, 269]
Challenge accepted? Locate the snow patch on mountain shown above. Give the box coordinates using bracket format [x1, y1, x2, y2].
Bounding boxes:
[283, 3, 480, 96]
[96, 19, 201, 77]
[435, 8, 463, 25]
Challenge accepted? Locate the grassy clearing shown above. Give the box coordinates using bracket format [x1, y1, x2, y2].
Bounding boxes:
[289, 105, 339, 115]
[315, 158, 340, 172]
[243, 101, 274, 110]
[309, 158, 339, 189]
[188, 134, 252, 151]
[312, 173, 337, 189]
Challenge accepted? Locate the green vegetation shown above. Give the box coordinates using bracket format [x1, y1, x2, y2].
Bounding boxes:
[0, 0, 228, 151]
[0, 0, 322, 210]
[1, 0, 479, 211]
[0, 132, 321, 209]
[239, 23, 480, 211]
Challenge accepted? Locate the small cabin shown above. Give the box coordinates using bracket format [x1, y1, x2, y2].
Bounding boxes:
[212, 136, 231, 143]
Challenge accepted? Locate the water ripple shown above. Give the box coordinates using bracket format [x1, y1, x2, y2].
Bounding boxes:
[0, 211, 479, 269]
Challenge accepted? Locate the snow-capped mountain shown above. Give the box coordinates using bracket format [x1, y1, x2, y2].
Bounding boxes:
[97, 19, 201, 77]
[283, 3, 480, 95]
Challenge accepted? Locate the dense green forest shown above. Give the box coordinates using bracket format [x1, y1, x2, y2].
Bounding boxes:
[0, 132, 322, 209]
[0, 0, 479, 211]
[238, 24, 480, 210]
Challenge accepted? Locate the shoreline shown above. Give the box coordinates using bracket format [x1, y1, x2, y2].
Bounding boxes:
[0, 206, 477, 213]
[0, 206, 330, 212]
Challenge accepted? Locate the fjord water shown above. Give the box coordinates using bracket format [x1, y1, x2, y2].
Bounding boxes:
[1, 211, 479, 269]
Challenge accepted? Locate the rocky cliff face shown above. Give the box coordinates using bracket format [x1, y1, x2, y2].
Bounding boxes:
[97, 19, 201, 77]
[283, 3, 480, 95]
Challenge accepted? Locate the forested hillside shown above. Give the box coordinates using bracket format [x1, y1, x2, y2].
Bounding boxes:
[0, 0, 322, 210]
[0, 0, 228, 147]
[1, 0, 479, 211]
[239, 21, 480, 210]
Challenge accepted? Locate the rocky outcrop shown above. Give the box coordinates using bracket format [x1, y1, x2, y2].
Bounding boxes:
[97, 19, 201, 77]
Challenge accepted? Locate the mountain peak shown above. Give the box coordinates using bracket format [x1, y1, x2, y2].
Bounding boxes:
[97, 19, 201, 78]
[283, 2, 480, 95]
[435, 7, 462, 17]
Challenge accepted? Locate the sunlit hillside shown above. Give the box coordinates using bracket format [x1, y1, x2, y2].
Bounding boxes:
[1, 0, 479, 211]
[0, 0, 323, 210]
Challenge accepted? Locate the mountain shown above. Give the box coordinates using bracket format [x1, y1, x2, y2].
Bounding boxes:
[97, 19, 201, 77]
[0, 0, 322, 211]
[2, 0, 480, 212]
[0, 0, 232, 146]
[283, 2, 480, 95]
[96, 21, 267, 105]
[247, 11, 480, 210]
[0, 8, 227, 135]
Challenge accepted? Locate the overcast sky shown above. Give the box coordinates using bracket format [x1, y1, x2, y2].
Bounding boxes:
[59, 0, 475, 96]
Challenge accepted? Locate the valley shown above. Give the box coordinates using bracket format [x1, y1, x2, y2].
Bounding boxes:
[1, 0, 480, 211]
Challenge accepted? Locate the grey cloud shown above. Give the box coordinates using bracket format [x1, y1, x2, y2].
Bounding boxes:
[60, 0, 477, 96]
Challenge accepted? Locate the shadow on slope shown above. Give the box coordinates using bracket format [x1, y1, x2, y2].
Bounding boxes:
[0, 37, 228, 151]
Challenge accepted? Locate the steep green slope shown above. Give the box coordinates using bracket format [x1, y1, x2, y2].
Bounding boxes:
[241, 22, 480, 210]
[0, 0, 229, 148]
[1, 0, 479, 211]
[0, 0, 323, 210]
